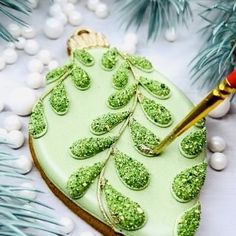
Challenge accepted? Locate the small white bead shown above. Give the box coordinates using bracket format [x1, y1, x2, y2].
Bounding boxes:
[124, 33, 138, 45]
[209, 152, 228, 171]
[0, 128, 7, 139]
[37, 49, 52, 65]
[0, 99, 5, 112]
[44, 18, 64, 39]
[119, 43, 136, 54]
[14, 155, 33, 174]
[15, 37, 26, 50]
[164, 27, 177, 42]
[28, 0, 39, 9]
[208, 136, 226, 153]
[95, 3, 109, 18]
[49, 4, 63, 17]
[7, 130, 24, 149]
[8, 23, 21, 38]
[24, 40, 40, 56]
[4, 115, 22, 131]
[87, 0, 100, 11]
[3, 48, 18, 64]
[68, 11, 82, 26]
[55, 12, 68, 26]
[0, 57, 6, 71]
[26, 73, 43, 89]
[27, 59, 44, 73]
[80, 232, 95, 236]
[208, 98, 231, 118]
[7, 42, 16, 49]
[48, 60, 59, 70]
[60, 217, 75, 234]
[19, 182, 37, 200]
[62, 3, 75, 15]
[21, 26, 36, 39]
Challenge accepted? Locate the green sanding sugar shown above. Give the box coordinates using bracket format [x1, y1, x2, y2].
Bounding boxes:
[71, 66, 91, 90]
[73, 49, 95, 66]
[128, 55, 153, 72]
[101, 48, 118, 70]
[112, 61, 130, 89]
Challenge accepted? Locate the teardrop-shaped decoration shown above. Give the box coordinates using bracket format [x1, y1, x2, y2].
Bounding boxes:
[103, 181, 146, 231]
[113, 149, 150, 190]
[101, 48, 119, 70]
[195, 118, 206, 129]
[73, 49, 95, 66]
[71, 66, 91, 90]
[29, 101, 47, 139]
[128, 55, 153, 72]
[67, 161, 104, 199]
[90, 111, 130, 135]
[69, 136, 118, 159]
[171, 162, 207, 202]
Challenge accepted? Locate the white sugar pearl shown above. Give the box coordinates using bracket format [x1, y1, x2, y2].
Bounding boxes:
[37, 49, 52, 65]
[55, 12, 68, 26]
[119, 43, 136, 54]
[4, 115, 22, 131]
[164, 27, 177, 42]
[0, 99, 4, 112]
[14, 155, 33, 174]
[44, 18, 64, 39]
[7, 87, 37, 116]
[62, 3, 75, 15]
[68, 11, 82, 26]
[48, 60, 59, 70]
[0, 57, 6, 71]
[3, 48, 18, 64]
[15, 37, 26, 50]
[60, 217, 75, 234]
[208, 136, 226, 152]
[49, 4, 63, 17]
[27, 59, 44, 73]
[209, 152, 228, 171]
[80, 232, 95, 236]
[7, 42, 16, 49]
[24, 40, 40, 55]
[7, 130, 24, 149]
[208, 98, 231, 118]
[26, 73, 43, 89]
[21, 26, 36, 39]
[8, 23, 21, 37]
[28, 0, 39, 9]
[95, 3, 109, 18]
[124, 33, 138, 45]
[0, 128, 7, 139]
[19, 182, 37, 200]
[87, 0, 100, 11]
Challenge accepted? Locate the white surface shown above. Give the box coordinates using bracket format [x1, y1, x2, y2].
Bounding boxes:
[0, 1, 236, 236]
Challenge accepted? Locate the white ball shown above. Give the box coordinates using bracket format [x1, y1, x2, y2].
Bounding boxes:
[8, 23, 21, 38]
[14, 155, 33, 174]
[26, 73, 43, 89]
[37, 49, 52, 65]
[44, 18, 64, 39]
[49, 4, 63, 17]
[7, 87, 37, 116]
[15, 37, 26, 50]
[21, 26, 36, 39]
[62, 3, 75, 15]
[124, 33, 138, 45]
[4, 115, 22, 131]
[95, 3, 109, 18]
[7, 42, 16, 49]
[208, 136, 226, 152]
[60, 217, 75, 234]
[68, 11, 82, 26]
[0, 99, 5, 112]
[164, 27, 177, 42]
[7, 130, 24, 149]
[3, 48, 18, 64]
[48, 60, 59, 70]
[28, 0, 39, 9]
[19, 182, 37, 200]
[0, 128, 7, 139]
[209, 152, 228, 171]
[0, 57, 6, 71]
[27, 59, 44, 73]
[208, 98, 231, 118]
[24, 40, 40, 56]
[80, 232, 95, 236]
[87, 0, 100, 11]
[119, 43, 136, 54]
[55, 12, 68, 26]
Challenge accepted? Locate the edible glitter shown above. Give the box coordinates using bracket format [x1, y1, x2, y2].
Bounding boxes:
[195, 118, 206, 129]
[73, 49, 95, 67]
[101, 48, 119, 70]
[127, 55, 153, 72]
[71, 66, 91, 90]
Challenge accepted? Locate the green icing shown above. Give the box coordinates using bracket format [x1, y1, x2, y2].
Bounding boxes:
[71, 66, 91, 90]
[195, 118, 206, 129]
[49, 82, 69, 115]
[29, 101, 47, 139]
[140, 95, 173, 127]
[69, 136, 118, 159]
[139, 76, 171, 99]
[67, 162, 104, 199]
[103, 181, 146, 231]
[73, 49, 95, 66]
[90, 111, 130, 135]
[113, 149, 150, 190]
[130, 119, 160, 157]
[180, 128, 207, 158]
[172, 163, 207, 203]
[175, 202, 201, 236]
[107, 84, 137, 109]
[101, 48, 119, 70]
[128, 55, 153, 72]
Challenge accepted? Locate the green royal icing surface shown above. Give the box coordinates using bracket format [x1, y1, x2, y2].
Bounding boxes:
[31, 48, 206, 236]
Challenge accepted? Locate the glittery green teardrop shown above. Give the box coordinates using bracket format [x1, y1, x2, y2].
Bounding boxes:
[103, 181, 146, 231]
[175, 202, 201, 236]
[107, 84, 137, 109]
[69, 136, 118, 159]
[67, 161, 104, 199]
[71, 66, 91, 90]
[101, 48, 119, 70]
[49, 83, 69, 115]
[128, 55, 153, 72]
[90, 111, 130, 135]
[29, 101, 47, 139]
[129, 119, 160, 157]
[172, 162, 207, 203]
[179, 128, 207, 158]
[113, 149, 150, 190]
[139, 76, 171, 99]
[195, 118, 206, 129]
[112, 62, 130, 90]
[73, 49, 95, 66]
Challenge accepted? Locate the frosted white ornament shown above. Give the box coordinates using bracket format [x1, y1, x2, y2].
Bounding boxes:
[26, 73, 43, 89]
[27, 59, 44, 73]
[48, 60, 59, 70]
[15, 37, 26, 50]
[164, 27, 177, 42]
[0, 57, 6, 71]
[55, 12, 68, 26]
[62, 3, 75, 15]
[87, 0, 100, 11]
[209, 152, 228, 171]
[21, 26, 36, 39]
[208, 98, 231, 118]
[8, 23, 21, 37]
[68, 11, 82, 26]
[44, 18, 64, 39]
[14, 155, 33, 174]
[7, 86, 37, 116]
[208, 136, 226, 153]
[19, 182, 37, 200]
[4, 115, 22, 131]
[0, 128, 7, 139]
[37, 49, 52, 65]
[3, 48, 18, 64]
[0, 99, 4, 112]
[49, 4, 63, 17]
[95, 3, 109, 18]
[24, 40, 40, 56]
[80, 232, 95, 236]
[60, 217, 75, 234]
[7, 130, 24, 149]
[124, 32, 138, 45]
[28, 0, 39, 9]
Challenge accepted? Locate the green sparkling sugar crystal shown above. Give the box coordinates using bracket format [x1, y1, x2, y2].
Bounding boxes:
[175, 202, 201, 236]
[113, 149, 150, 190]
[71, 66, 91, 90]
[139, 76, 171, 99]
[67, 162, 104, 199]
[107, 84, 137, 109]
[139, 95, 173, 127]
[49, 83, 69, 115]
[73, 49, 95, 66]
[29, 101, 47, 139]
[171, 162, 207, 203]
[103, 181, 146, 231]
[130, 119, 160, 157]
[195, 118, 206, 129]
[180, 128, 207, 158]
[101, 48, 119, 70]
[128, 55, 153, 72]
[90, 111, 130, 135]
[69, 136, 118, 159]
[112, 62, 130, 90]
